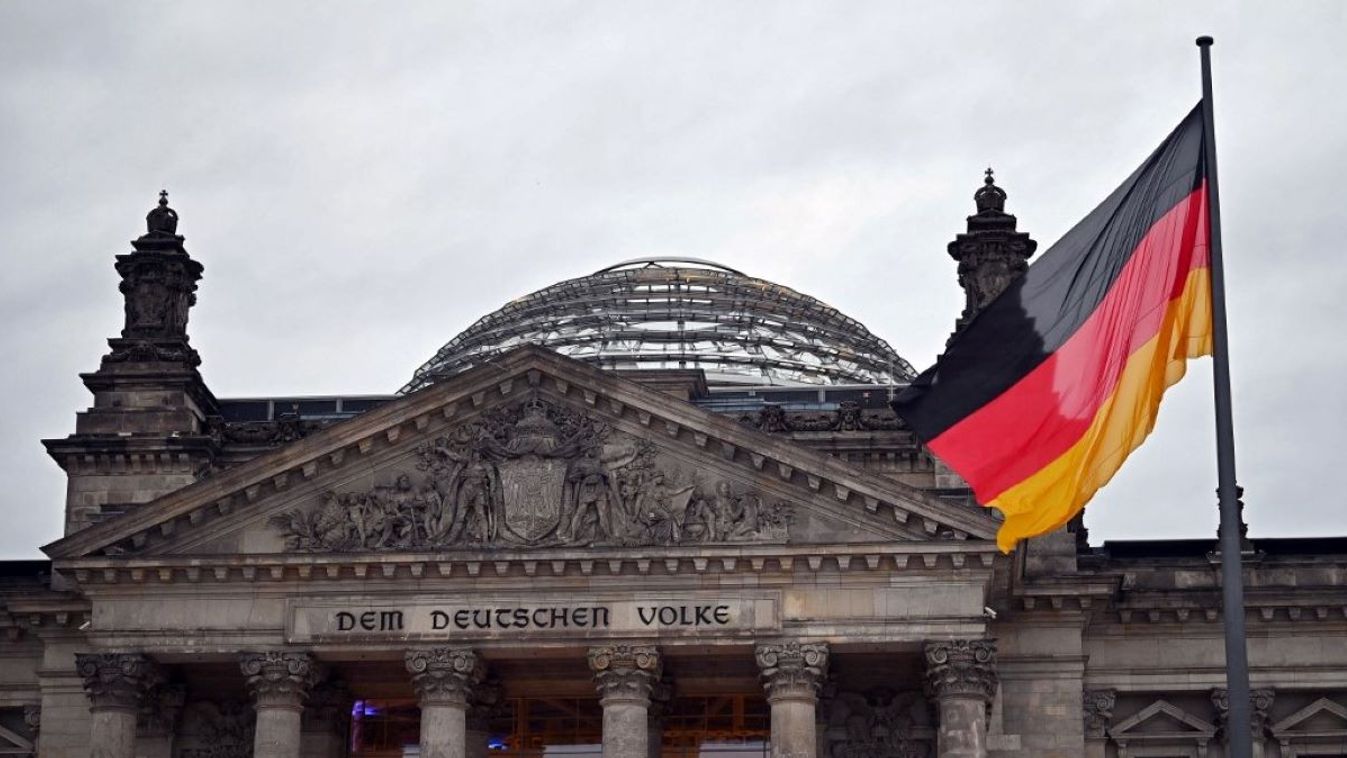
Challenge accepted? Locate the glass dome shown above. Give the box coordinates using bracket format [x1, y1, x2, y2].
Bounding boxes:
[401, 258, 914, 392]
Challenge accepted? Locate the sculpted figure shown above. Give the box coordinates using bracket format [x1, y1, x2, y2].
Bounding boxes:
[635, 471, 695, 545]
[564, 450, 620, 542]
[448, 459, 498, 543]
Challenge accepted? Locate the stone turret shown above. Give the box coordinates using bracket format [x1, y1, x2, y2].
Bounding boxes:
[946, 169, 1038, 339]
[44, 192, 220, 534]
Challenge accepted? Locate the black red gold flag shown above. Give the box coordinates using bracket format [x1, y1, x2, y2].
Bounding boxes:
[892, 105, 1213, 552]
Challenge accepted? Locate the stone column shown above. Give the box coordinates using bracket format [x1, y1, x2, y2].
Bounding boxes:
[240, 652, 323, 758]
[406, 648, 485, 758]
[76, 653, 163, 758]
[755, 642, 829, 758]
[1082, 689, 1116, 758]
[1212, 687, 1275, 758]
[924, 640, 998, 758]
[464, 679, 502, 758]
[588, 645, 662, 758]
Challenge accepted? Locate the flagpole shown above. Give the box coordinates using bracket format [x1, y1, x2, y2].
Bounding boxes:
[1197, 35, 1253, 758]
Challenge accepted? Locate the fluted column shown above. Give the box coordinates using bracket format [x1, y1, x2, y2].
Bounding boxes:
[406, 648, 485, 758]
[924, 640, 997, 758]
[588, 645, 662, 758]
[241, 652, 323, 758]
[77, 653, 163, 758]
[755, 642, 829, 758]
[464, 679, 502, 758]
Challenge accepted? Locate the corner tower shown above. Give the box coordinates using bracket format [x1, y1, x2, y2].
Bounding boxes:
[44, 192, 220, 534]
[947, 169, 1037, 339]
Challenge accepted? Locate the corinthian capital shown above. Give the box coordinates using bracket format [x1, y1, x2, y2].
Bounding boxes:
[239, 652, 323, 709]
[924, 639, 998, 704]
[587, 645, 662, 705]
[1211, 687, 1275, 737]
[405, 648, 485, 707]
[1082, 689, 1117, 740]
[755, 642, 829, 703]
[76, 653, 163, 712]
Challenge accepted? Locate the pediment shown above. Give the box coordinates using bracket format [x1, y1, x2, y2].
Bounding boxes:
[1271, 698, 1347, 737]
[1109, 700, 1216, 740]
[45, 346, 997, 561]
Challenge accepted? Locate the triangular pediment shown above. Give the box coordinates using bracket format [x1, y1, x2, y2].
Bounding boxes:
[1109, 700, 1216, 740]
[45, 346, 997, 561]
[1272, 698, 1347, 737]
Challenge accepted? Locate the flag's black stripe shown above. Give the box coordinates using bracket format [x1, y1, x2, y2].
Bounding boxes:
[894, 104, 1207, 441]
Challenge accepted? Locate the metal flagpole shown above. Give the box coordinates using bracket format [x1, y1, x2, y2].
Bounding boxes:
[1196, 35, 1253, 758]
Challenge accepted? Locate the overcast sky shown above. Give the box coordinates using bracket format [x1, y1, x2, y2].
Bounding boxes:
[2, 2, 1343, 558]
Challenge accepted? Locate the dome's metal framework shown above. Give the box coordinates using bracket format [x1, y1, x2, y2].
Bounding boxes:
[402, 258, 915, 393]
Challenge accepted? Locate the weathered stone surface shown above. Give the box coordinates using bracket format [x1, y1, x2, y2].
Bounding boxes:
[757, 642, 828, 758]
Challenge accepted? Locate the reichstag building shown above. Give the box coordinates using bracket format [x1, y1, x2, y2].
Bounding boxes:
[2, 180, 1345, 758]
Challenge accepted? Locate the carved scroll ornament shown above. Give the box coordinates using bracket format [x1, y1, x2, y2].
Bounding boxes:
[271, 396, 793, 552]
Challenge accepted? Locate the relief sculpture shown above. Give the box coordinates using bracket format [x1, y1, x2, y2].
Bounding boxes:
[271, 396, 792, 551]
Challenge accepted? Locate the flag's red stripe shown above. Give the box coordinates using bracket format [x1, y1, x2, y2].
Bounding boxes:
[927, 185, 1209, 502]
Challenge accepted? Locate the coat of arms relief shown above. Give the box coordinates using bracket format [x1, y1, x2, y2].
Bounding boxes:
[270, 396, 792, 552]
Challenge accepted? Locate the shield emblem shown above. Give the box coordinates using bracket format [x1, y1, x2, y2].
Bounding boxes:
[497, 457, 567, 543]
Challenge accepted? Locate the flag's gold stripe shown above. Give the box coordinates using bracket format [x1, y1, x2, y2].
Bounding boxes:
[988, 267, 1214, 552]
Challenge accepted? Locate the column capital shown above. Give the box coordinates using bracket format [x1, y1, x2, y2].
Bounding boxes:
[1211, 686, 1275, 738]
[405, 648, 485, 708]
[1082, 689, 1117, 740]
[240, 652, 323, 710]
[588, 645, 662, 705]
[76, 653, 163, 712]
[923, 639, 998, 704]
[755, 641, 829, 703]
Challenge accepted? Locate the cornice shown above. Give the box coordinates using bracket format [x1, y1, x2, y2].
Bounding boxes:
[54, 541, 1000, 589]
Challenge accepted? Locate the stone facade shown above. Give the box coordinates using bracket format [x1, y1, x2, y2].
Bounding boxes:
[2, 190, 1346, 758]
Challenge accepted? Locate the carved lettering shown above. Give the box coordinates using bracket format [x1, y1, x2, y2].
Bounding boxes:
[301, 599, 764, 640]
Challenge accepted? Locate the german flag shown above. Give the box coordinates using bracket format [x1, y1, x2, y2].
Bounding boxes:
[893, 105, 1213, 552]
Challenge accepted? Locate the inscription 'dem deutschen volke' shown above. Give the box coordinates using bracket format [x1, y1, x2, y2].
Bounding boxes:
[289, 597, 778, 641]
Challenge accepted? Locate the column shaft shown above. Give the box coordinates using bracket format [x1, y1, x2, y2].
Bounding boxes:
[924, 640, 998, 758]
[241, 652, 323, 758]
[255, 708, 304, 758]
[768, 697, 817, 758]
[755, 642, 828, 758]
[934, 698, 987, 758]
[419, 703, 467, 758]
[406, 649, 484, 758]
[88, 710, 137, 758]
[77, 653, 163, 758]
[588, 646, 661, 758]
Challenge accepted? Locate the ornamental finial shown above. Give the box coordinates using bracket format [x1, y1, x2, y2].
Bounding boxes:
[144, 189, 179, 238]
[974, 167, 1007, 214]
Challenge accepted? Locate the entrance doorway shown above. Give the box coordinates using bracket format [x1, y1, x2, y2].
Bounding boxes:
[351, 694, 770, 757]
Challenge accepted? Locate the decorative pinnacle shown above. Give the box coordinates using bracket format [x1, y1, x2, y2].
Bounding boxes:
[974, 167, 1007, 214]
[143, 188, 180, 238]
